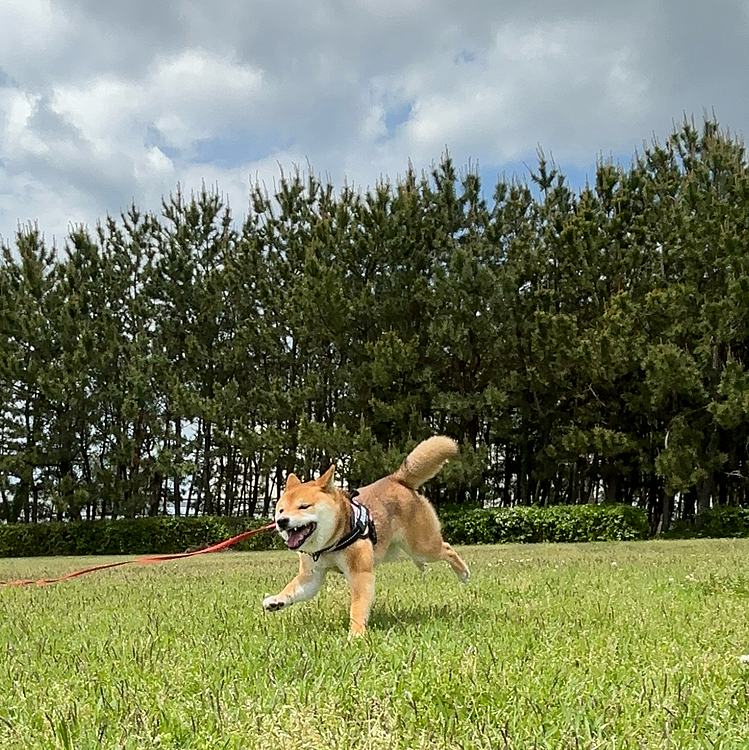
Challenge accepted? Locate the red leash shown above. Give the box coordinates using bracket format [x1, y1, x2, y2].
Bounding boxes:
[0, 522, 276, 587]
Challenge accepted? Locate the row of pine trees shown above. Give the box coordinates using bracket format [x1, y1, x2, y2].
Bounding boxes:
[2, 119, 749, 530]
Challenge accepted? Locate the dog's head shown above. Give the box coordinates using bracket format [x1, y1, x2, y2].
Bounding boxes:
[274, 466, 340, 553]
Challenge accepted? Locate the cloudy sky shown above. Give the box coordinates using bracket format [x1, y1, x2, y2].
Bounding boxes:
[1, 0, 748, 246]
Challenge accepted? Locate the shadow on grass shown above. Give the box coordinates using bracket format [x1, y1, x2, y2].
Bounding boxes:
[367, 601, 474, 630]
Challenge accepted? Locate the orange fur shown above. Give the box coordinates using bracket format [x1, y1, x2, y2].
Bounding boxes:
[263, 436, 470, 636]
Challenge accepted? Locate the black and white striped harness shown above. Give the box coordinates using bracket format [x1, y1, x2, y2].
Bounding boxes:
[307, 491, 377, 562]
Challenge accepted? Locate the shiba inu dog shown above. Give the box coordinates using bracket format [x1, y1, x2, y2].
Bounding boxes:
[262, 436, 470, 636]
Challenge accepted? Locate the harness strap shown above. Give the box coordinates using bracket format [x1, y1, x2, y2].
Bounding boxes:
[309, 491, 377, 562]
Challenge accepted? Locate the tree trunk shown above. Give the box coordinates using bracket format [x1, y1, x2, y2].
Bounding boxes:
[694, 471, 715, 528]
[656, 491, 675, 534]
[173, 416, 182, 516]
[202, 419, 213, 515]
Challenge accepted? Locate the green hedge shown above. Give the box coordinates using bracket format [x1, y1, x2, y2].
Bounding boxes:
[0, 516, 282, 558]
[0, 504, 651, 558]
[439, 504, 650, 545]
[690, 505, 749, 538]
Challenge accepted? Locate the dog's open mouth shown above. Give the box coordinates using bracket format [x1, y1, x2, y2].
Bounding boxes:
[285, 523, 316, 550]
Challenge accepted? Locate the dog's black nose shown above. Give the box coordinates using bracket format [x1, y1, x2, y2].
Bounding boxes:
[276, 516, 290, 531]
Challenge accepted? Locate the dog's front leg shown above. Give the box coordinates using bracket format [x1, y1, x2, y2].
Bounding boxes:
[263, 555, 325, 612]
[342, 544, 375, 637]
[347, 570, 374, 636]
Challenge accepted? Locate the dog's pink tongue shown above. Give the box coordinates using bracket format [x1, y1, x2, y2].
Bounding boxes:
[286, 529, 307, 549]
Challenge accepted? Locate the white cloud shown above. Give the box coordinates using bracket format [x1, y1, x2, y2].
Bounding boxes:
[50, 50, 263, 150]
[0, 0, 747, 244]
[1, 89, 49, 156]
[380, 19, 653, 165]
[1, 0, 76, 75]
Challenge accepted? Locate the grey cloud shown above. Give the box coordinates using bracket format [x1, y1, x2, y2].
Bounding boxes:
[2, 0, 749, 242]
[27, 96, 83, 143]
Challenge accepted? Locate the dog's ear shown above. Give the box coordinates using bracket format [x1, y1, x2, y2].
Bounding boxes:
[285, 473, 301, 491]
[317, 464, 335, 492]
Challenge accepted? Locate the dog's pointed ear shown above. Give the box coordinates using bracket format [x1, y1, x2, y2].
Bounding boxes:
[285, 473, 301, 491]
[317, 464, 335, 492]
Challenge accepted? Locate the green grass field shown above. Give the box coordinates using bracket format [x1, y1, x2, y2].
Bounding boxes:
[2, 540, 749, 749]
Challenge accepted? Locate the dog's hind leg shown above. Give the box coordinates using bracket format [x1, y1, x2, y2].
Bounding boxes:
[403, 512, 470, 584]
[437, 542, 470, 584]
[407, 543, 469, 583]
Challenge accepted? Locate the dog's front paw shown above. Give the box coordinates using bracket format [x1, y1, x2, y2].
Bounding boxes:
[348, 618, 367, 638]
[263, 595, 289, 611]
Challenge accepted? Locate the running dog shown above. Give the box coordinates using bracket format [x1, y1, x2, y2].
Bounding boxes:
[262, 436, 470, 635]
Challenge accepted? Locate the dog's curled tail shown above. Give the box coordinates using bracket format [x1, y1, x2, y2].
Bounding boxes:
[391, 436, 459, 490]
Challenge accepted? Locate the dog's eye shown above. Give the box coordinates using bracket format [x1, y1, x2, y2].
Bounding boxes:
[298, 504, 310, 510]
